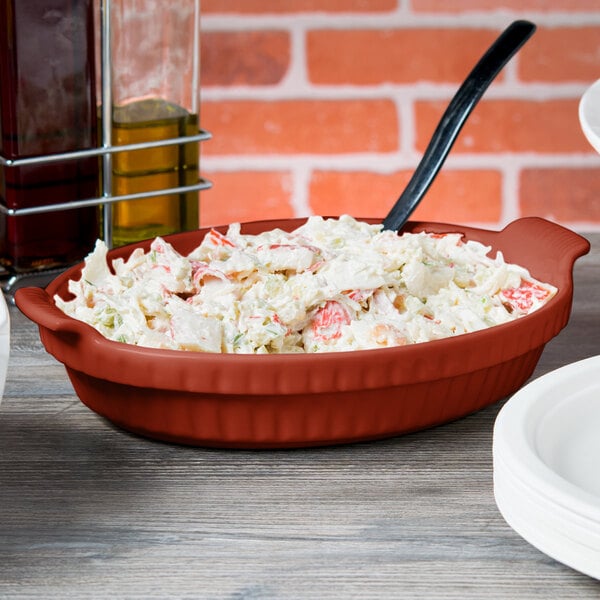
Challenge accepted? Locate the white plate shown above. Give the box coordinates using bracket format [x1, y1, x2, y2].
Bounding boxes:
[579, 79, 600, 154]
[493, 356, 600, 580]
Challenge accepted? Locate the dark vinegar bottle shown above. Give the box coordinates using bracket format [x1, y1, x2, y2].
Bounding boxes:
[0, 0, 100, 275]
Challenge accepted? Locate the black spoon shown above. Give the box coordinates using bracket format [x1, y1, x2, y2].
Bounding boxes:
[382, 20, 536, 232]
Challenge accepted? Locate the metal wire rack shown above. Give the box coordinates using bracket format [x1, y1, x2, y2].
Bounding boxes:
[1, 0, 211, 296]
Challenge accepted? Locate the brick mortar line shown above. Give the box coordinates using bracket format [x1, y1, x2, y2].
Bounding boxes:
[500, 162, 521, 224]
[284, 23, 309, 89]
[201, 153, 600, 171]
[290, 167, 313, 217]
[201, 84, 594, 102]
[201, 13, 600, 31]
[397, 97, 415, 162]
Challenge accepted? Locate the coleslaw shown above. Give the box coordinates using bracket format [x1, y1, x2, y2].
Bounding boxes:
[55, 215, 557, 354]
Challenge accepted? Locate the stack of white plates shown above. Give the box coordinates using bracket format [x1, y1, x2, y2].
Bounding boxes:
[493, 355, 600, 580]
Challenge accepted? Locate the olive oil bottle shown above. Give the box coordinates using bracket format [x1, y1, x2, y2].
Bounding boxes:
[111, 99, 199, 246]
[109, 0, 201, 246]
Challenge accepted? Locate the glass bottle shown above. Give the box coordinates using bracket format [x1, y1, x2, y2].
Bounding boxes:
[108, 0, 200, 246]
[0, 0, 100, 274]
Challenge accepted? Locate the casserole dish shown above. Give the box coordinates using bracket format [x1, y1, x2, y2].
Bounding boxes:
[15, 216, 589, 448]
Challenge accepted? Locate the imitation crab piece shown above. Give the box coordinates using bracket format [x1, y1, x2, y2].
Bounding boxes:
[191, 261, 229, 287]
[309, 300, 352, 341]
[427, 232, 464, 245]
[500, 279, 555, 313]
[206, 228, 236, 248]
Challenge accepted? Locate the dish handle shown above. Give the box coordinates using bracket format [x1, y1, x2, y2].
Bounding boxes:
[14, 287, 88, 337]
[501, 217, 590, 271]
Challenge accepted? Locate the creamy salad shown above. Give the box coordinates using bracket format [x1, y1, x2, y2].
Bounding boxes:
[55, 215, 557, 354]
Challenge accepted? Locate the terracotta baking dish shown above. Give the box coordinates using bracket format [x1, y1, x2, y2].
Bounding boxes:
[15, 216, 590, 448]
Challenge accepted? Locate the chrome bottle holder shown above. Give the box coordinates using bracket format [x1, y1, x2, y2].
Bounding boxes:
[1, 0, 211, 298]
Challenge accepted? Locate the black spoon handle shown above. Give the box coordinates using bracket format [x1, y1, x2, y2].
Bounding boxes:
[382, 20, 536, 232]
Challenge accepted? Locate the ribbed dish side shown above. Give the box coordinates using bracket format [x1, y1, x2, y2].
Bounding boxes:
[65, 346, 543, 448]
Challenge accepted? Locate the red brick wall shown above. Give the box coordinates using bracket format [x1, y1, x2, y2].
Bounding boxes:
[199, 0, 600, 231]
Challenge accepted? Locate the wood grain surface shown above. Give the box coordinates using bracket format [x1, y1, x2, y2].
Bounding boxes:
[0, 234, 598, 599]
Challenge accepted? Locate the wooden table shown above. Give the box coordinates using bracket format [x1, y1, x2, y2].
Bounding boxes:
[1, 234, 598, 599]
